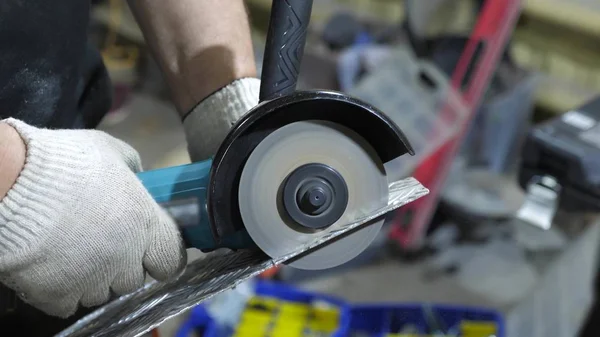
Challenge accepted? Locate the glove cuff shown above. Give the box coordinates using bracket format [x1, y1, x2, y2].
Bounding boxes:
[183, 77, 260, 162]
[0, 119, 90, 257]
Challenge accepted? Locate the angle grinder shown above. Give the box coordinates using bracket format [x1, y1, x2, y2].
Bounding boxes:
[137, 0, 416, 270]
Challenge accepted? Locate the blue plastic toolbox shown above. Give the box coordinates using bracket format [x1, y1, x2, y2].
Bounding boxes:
[177, 280, 351, 337]
[346, 303, 504, 336]
[177, 281, 504, 337]
[176, 304, 218, 337]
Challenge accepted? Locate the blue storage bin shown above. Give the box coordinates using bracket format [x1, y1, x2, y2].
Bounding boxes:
[254, 280, 347, 308]
[345, 306, 390, 336]
[433, 304, 504, 337]
[389, 305, 429, 334]
[176, 305, 219, 337]
[177, 280, 350, 337]
[343, 303, 504, 337]
[346, 304, 429, 336]
[177, 282, 504, 337]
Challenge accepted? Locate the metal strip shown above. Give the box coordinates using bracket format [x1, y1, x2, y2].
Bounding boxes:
[56, 177, 428, 337]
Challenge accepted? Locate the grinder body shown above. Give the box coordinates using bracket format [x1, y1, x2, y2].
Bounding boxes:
[136, 90, 414, 254]
[136, 160, 253, 252]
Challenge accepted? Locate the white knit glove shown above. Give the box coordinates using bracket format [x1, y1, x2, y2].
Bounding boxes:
[184, 78, 260, 161]
[0, 118, 186, 318]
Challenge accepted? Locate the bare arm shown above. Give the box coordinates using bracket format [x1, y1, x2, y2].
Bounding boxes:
[2, 1, 256, 199]
[0, 123, 26, 200]
[127, 0, 257, 114]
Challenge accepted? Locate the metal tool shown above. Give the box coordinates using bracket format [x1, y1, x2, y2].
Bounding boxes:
[136, 0, 420, 270]
[517, 96, 600, 229]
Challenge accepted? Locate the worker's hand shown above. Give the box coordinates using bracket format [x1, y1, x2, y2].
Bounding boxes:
[183, 77, 260, 161]
[0, 119, 186, 318]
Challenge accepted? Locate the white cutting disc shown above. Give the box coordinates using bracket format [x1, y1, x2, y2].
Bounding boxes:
[238, 120, 388, 270]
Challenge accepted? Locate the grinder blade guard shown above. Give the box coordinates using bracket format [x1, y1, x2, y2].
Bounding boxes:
[206, 0, 415, 269]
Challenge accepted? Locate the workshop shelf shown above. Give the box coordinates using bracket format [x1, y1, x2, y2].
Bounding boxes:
[512, 0, 600, 113]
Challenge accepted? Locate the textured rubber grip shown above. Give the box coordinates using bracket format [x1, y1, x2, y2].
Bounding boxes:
[259, 0, 314, 102]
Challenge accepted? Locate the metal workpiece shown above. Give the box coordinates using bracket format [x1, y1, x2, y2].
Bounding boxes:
[57, 177, 429, 337]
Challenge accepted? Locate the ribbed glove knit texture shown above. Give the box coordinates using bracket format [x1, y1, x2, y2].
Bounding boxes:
[0, 119, 185, 318]
[184, 77, 260, 161]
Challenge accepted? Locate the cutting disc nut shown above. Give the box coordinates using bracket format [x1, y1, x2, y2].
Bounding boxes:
[283, 163, 349, 230]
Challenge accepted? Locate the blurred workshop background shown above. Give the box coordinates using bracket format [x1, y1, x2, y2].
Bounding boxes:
[88, 0, 600, 336]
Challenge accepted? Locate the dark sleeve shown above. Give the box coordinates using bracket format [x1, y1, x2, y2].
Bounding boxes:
[0, 0, 112, 129]
[0, 2, 111, 335]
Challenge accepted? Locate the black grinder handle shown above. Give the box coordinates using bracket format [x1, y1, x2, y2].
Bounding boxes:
[259, 0, 314, 102]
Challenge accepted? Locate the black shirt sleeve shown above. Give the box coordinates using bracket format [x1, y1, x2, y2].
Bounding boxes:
[0, 0, 112, 129]
[0, 2, 112, 335]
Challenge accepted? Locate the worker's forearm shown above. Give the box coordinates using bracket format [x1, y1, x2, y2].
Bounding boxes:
[127, 0, 257, 114]
[0, 123, 26, 200]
